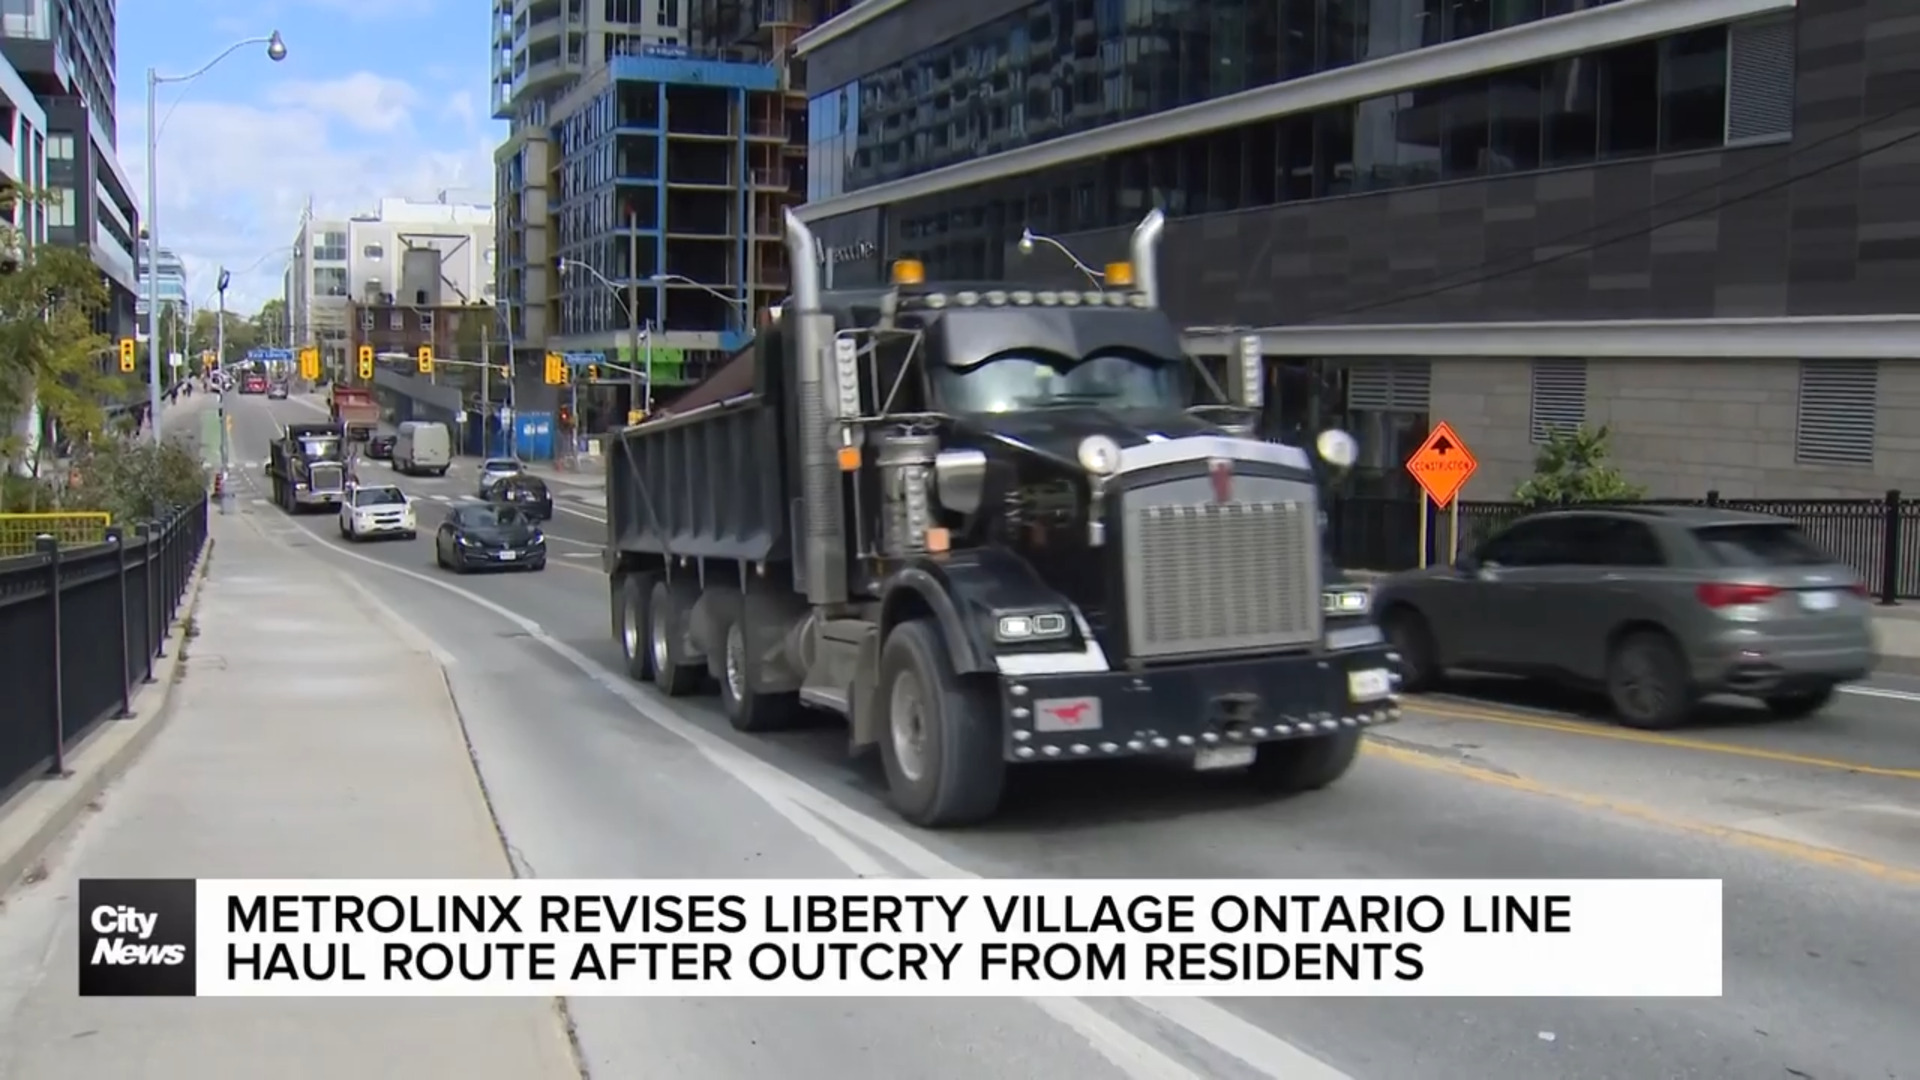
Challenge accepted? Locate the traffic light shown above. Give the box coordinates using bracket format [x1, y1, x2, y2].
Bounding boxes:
[118, 338, 135, 373]
[543, 352, 563, 385]
[299, 348, 320, 381]
[417, 345, 433, 374]
[587, 364, 599, 382]
[358, 344, 374, 381]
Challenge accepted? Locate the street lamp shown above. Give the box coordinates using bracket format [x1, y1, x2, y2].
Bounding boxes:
[144, 31, 287, 443]
[558, 257, 649, 412]
[648, 272, 751, 316]
[1017, 227, 1105, 290]
[215, 267, 233, 503]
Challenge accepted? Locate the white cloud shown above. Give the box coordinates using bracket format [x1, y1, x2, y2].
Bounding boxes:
[267, 74, 421, 133]
[124, 75, 498, 312]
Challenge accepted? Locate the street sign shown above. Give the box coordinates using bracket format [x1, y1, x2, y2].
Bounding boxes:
[247, 348, 294, 361]
[1406, 422, 1477, 508]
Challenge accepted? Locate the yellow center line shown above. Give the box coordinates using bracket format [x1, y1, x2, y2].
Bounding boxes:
[1404, 697, 1920, 781]
[1361, 740, 1920, 885]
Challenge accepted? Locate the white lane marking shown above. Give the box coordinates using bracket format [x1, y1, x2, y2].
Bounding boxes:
[251, 498, 270, 506]
[1840, 684, 1920, 704]
[544, 534, 599, 549]
[272, 515, 1353, 1080]
[554, 504, 606, 524]
[562, 551, 598, 559]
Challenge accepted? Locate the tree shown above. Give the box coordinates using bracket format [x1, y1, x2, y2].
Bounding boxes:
[191, 307, 262, 365]
[1513, 425, 1646, 507]
[251, 297, 288, 346]
[0, 200, 123, 497]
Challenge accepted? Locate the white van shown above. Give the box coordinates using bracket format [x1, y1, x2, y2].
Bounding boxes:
[393, 421, 452, 476]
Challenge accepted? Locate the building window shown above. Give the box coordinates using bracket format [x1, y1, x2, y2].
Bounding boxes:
[1345, 360, 1432, 413]
[46, 134, 73, 159]
[362, 308, 375, 331]
[656, 0, 678, 27]
[314, 266, 349, 296]
[884, 22, 1781, 282]
[1795, 360, 1877, 467]
[315, 231, 348, 261]
[363, 243, 384, 259]
[1529, 360, 1589, 444]
[1727, 18, 1795, 144]
[48, 186, 76, 227]
[418, 310, 435, 332]
[388, 309, 404, 330]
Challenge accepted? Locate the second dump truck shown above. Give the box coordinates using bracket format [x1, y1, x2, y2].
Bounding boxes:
[266, 422, 349, 513]
[604, 209, 1399, 827]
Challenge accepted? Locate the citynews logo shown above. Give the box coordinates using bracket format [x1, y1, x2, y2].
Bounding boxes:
[78, 879, 198, 997]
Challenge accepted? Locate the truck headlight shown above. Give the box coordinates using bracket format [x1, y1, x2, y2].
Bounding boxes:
[1076, 435, 1121, 475]
[996, 612, 1071, 642]
[1323, 588, 1371, 615]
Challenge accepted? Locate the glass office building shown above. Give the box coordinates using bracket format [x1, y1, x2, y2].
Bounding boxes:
[793, 0, 1920, 506]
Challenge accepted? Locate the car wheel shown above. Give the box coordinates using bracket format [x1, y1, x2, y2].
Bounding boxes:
[1764, 684, 1836, 720]
[1606, 630, 1695, 730]
[1383, 606, 1442, 692]
[434, 542, 447, 568]
[876, 619, 1005, 827]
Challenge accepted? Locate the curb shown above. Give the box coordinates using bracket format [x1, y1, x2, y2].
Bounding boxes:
[0, 535, 218, 892]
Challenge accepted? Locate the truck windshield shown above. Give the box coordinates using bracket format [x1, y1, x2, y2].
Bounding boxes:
[300, 438, 342, 459]
[935, 351, 1188, 414]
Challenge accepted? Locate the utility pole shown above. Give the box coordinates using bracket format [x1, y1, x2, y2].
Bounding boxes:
[502, 302, 517, 457]
[215, 268, 232, 511]
[628, 210, 642, 417]
[480, 319, 492, 459]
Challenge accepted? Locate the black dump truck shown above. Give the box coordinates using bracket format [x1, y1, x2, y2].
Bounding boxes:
[603, 209, 1400, 826]
[266, 421, 350, 513]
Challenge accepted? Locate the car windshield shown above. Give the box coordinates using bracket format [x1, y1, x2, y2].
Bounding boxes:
[464, 506, 526, 527]
[933, 350, 1189, 414]
[352, 487, 405, 507]
[1694, 523, 1834, 567]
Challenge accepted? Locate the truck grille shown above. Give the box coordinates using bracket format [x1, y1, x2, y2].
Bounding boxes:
[1120, 476, 1321, 659]
[308, 464, 344, 492]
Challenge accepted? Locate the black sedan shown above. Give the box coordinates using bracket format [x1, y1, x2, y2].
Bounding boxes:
[482, 474, 553, 521]
[434, 505, 546, 573]
[366, 434, 396, 460]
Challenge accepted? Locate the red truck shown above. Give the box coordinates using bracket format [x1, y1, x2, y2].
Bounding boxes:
[330, 386, 382, 441]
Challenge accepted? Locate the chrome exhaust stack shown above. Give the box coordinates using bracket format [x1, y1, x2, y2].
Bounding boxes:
[1128, 209, 1166, 308]
[781, 208, 849, 605]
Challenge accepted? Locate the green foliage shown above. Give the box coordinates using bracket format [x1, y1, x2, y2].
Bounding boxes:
[191, 307, 262, 364]
[0, 204, 124, 472]
[1514, 425, 1646, 507]
[62, 434, 209, 523]
[250, 298, 288, 344]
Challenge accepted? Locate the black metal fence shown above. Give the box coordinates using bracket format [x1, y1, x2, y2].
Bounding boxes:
[0, 498, 209, 806]
[1329, 489, 1920, 604]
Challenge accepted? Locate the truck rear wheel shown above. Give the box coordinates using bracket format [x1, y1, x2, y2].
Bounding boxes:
[1247, 731, 1363, 795]
[648, 580, 705, 696]
[616, 576, 653, 681]
[877, 619, 1005, 827]
[712, 594, 798, 733]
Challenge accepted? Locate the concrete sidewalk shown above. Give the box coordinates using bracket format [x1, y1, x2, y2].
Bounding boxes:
[0, 511, 578, 1078]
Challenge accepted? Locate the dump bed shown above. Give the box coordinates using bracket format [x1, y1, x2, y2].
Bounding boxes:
[330, 387, 380, 434]
[606, 330, 795, 565]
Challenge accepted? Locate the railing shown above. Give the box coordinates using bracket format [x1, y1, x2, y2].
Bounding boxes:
[1326, 489, 1920, 603]
[0, 512, 111, 557]
[0, 497, 209, 806]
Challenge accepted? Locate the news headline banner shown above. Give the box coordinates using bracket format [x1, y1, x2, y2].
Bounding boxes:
[79, 878, 1723, 998]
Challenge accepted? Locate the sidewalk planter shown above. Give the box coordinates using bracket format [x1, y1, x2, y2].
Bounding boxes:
[0, 498, 209, 804]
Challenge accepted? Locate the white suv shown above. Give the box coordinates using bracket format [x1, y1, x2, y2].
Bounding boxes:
[339, 483, 416, 541]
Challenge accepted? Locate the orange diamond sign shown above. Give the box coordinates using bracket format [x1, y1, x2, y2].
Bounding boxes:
[1406, 422, 1477, 508]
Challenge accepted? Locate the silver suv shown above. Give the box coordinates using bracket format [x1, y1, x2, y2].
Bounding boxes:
[1374, 507, 1874, 729]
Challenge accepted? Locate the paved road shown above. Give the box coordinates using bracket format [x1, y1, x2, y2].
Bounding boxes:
[217, 394, 1920, 1080]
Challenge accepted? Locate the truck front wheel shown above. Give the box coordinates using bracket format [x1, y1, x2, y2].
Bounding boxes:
[877, 619, 1005, 828]
[1247, 732, 1363, 795]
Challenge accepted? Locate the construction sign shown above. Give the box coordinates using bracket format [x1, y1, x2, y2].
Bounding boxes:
[1406, 422, 1477, 508]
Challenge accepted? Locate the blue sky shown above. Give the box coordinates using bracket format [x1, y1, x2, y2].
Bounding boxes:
[116, 0, 501, 312]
